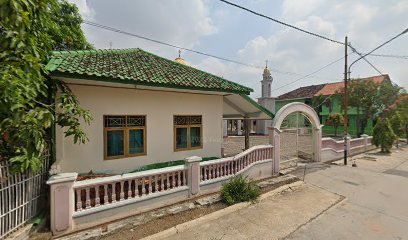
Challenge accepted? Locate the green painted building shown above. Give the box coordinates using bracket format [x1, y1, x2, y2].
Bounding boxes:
[275, 75, 390, 136]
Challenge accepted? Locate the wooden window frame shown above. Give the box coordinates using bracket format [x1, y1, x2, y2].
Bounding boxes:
[173, 115, 203, 152]
[104, 115, 147, 160]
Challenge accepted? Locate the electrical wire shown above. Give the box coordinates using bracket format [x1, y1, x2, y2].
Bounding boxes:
[219, 0, 345, 46]
[83, 20, 339, 82]
[271, 56, 345, 93]
[348, 44, 382, 75]
[83, 20, 371, 100]
[83, 20, 258, 68]
[365, 53, 408, 59]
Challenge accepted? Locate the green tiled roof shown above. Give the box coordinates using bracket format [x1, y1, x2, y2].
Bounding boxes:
[46, 48, 252, 94]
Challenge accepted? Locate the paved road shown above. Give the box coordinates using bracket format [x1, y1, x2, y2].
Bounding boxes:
[288, 146, 408, 240]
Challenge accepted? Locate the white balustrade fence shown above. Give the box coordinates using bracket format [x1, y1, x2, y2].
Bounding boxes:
[321, 135, 374, 162]
[350, 138, 366, 148]
[200, 146, 273, 182]
[47, 145, 274, 236]
[47, 134, 377, 236]
[321, 138, 345, 151]
[73, 167, 187, 212]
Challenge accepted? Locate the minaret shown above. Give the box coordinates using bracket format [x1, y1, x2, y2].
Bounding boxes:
[261, 60, 273, 97]
[256, 60, 276, 135]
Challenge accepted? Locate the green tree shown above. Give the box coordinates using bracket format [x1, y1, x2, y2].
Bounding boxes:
[0, 0, 93, 172]
[312, 94, 332, 125]
[390, 111, 404, 148]
[338, 79, 401, 137]
[392, 94, 408, 142]
[328, 112, 344, 137]
[49, 0, 94, 50]
[390, 111, 404, 137]
[372, 118, 396, 153]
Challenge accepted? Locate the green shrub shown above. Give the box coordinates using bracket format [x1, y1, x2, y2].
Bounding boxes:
[372, 117, 397, 153]
[220, 175, 261, 205]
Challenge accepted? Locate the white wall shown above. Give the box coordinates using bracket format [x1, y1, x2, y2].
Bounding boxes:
[256, 97, 275, 134]
[56, 84, 223, 174]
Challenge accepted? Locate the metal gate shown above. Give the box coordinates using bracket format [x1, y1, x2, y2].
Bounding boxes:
[280, 112, 313, 169]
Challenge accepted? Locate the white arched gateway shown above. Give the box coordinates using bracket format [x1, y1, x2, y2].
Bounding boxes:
[270, 102, 322, 173]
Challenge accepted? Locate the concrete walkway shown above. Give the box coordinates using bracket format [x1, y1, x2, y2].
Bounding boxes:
[144, 182, 342, 240]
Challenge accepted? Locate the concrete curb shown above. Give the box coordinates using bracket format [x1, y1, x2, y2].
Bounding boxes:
[141, 181, 304, 240]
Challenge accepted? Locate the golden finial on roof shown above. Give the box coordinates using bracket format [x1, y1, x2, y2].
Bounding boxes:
[175, 49, 189, 65]
[263, 60, 271, 75]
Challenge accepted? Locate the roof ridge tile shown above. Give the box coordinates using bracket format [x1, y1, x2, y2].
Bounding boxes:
[47, 48, 251, 94]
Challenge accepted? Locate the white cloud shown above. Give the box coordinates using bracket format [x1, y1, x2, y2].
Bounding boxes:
[282, 0, 325, 22]
[71, 0, 408, 96]
[74, 0, 218, 57]
[195, 17, 219, 36]
[69, 0, 94, 20]
[195, 57, 261, 93]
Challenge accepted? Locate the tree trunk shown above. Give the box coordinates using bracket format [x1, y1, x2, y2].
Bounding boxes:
[357, 119, 368, 138]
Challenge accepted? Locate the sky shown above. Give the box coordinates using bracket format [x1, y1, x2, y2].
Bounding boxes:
[70, 0, 408, 99]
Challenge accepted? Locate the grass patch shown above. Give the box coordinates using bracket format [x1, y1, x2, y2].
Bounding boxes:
[130, 156, 219, 173]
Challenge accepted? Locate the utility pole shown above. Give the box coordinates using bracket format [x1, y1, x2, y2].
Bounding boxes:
[343, 36, 348, 165]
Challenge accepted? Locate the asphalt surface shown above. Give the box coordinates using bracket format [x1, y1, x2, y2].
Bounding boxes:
[288, 146, 408, 240]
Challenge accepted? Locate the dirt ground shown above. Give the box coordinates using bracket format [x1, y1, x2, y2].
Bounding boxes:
[94, 202, 227, 240]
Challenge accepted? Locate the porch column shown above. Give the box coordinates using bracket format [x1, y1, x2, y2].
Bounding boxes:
[223, 120, 228, 137]
[237, 120, 242, 135]
[244, 117, 250, 150]
[269, 127, 281, 174]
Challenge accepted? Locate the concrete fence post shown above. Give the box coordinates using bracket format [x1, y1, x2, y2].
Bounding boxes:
[269, 127, 281, 174]
[361, 134, 368, 150]
[46, 173, 78, 236]
[346, 136, 351, 156]
[185, 156, 202, 197]
[313, 126, 322, 162]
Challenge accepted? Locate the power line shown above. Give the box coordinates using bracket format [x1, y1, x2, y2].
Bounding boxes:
[83, 20, 338, 83]
[219, 0, 345, 46]
[218, 0, 387, 77]
[83, 20, 258, 68]
[348, 28, 408, 72]
[252, 55, 346, 99]
[365, 53, 408, 59]
[271, 56, 345, 93]
[314, 94, 334, 109]
[348, 44, 382, 75]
